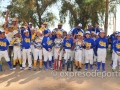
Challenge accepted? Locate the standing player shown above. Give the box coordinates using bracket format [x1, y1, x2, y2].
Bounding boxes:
[112, 33, 120, 71]
[0, 30, 13, 70]
[42, 29, 53, 70]
[84, 31, 96, 71]
[10, 30, 22, 70]
[110, 31, 118, 67]
[63, 31, 74, 71]
[54, 30, 63, 70]
[95, 30, 108, 72]
[33, 31, 43, 71]
[74, 32, 84, 71]
[21, 25, 32, 70]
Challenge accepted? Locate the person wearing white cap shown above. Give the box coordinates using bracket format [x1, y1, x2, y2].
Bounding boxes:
[84, 31, 96, 71]
[87, 23, 94, 34]
[10, 30, 22, 70]
[33, 31, 43, 71]
[63, 31, 74, 71]
[112, 33, 120, 71]
[0, 29, 13, 70]
[74, 32, 84, 71]
[71, 23, 84, 38]
[95, 30, 108, 72]
[21, 26, 32, 70]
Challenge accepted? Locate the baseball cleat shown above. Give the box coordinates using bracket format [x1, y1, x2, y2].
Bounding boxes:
[20, 67, 22, 70]
[13, 68, 16, 70]
[28, 67, 31, 70]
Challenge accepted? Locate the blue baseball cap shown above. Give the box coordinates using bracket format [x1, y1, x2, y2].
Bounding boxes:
[44, 30, 49, 35]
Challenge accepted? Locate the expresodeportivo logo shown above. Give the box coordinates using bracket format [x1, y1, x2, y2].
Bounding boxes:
[51, 70, 120, 78]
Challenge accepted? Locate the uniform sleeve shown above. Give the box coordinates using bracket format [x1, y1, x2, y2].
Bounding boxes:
[113, 42, 117, 53]
[42, 37, 49, 51]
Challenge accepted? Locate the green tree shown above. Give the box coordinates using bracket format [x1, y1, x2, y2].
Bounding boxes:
[6, 0, 58, 27]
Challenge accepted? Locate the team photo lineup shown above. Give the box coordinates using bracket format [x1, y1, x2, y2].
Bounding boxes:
[0, 11, 120, 73]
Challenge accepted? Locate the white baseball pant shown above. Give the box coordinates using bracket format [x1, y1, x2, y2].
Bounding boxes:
[31, 45, 34, 55]
[34, 48, 42, 60]
[112, 53, 120, 69]
[85, 49, 93, 64]
[75, 50, 82, 62]
[82, 49, 85, 64]
[54, 48, 63, 60]
[13, 46, 21, 60]
[22, 48, 32, 67]
[43, 48, 52, 61]
[97, 48, 106, 63]
[64, 49, 71, 63]
[0, 50, 10, 61]
[112, 50, 115, 61]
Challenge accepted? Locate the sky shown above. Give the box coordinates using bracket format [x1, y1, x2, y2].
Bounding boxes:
[0, 0, 120, 35]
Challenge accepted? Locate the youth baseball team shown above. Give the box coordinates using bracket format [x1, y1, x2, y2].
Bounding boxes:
[0, 15, 120, 72]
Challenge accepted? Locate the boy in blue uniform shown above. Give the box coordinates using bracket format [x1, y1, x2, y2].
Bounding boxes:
[0, 30, 13, 70]
[84, 31, 96, 71]
[21, 26, 32, 70]
[42, 29, 53, 70]
[63, 31, 74, 71]
[112, 33, 120, 71]
[95, 30, 108, 72]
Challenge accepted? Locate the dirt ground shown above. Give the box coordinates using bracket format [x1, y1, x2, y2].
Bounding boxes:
[0, 60, 120, 90]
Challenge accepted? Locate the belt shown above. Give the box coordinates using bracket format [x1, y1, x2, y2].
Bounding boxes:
[22, 47, 30, 49]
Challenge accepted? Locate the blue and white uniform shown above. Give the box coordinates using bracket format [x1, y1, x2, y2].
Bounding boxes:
[63, 37, 73, 62]
[112, 33, 120, 70]
[33, 36, 43, 60]
[0, 30, 12, 70]
[21, 27, 32, 69]
[95, 31, 108, 72]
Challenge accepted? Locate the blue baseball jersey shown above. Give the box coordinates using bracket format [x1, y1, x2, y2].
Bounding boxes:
[71, 28, 84, 36]
[0, 38, 9, 51]
[113, 40, 120, 53]
[84, 38, 96, 49]
[21, 27, 31, 49]
[42, 36, 52, 51]
[94, 27, 100, 34]
[63, 38, 73, 50]
[95, 37, 108, 49]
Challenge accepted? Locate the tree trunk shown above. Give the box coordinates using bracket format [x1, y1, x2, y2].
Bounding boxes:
[104, 0, 109, 36]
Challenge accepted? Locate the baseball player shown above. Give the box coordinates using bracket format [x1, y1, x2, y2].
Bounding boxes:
[49, 32, 56, 64]
[54, 30, 63, 70]
[74, 32, 84, 71]
[95, 30, 108, 72]
[0, 30, 13, 70]
[33, 31, 43, 71]
[110, 31, 118, 67]
[10, 30, 22, 70]
[21, 26, 32, 70]
[63, 31, 74, 71]
[84, 31, 96, 71]
[112, 33, 120, 71]
[42, 29, 53, 70]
